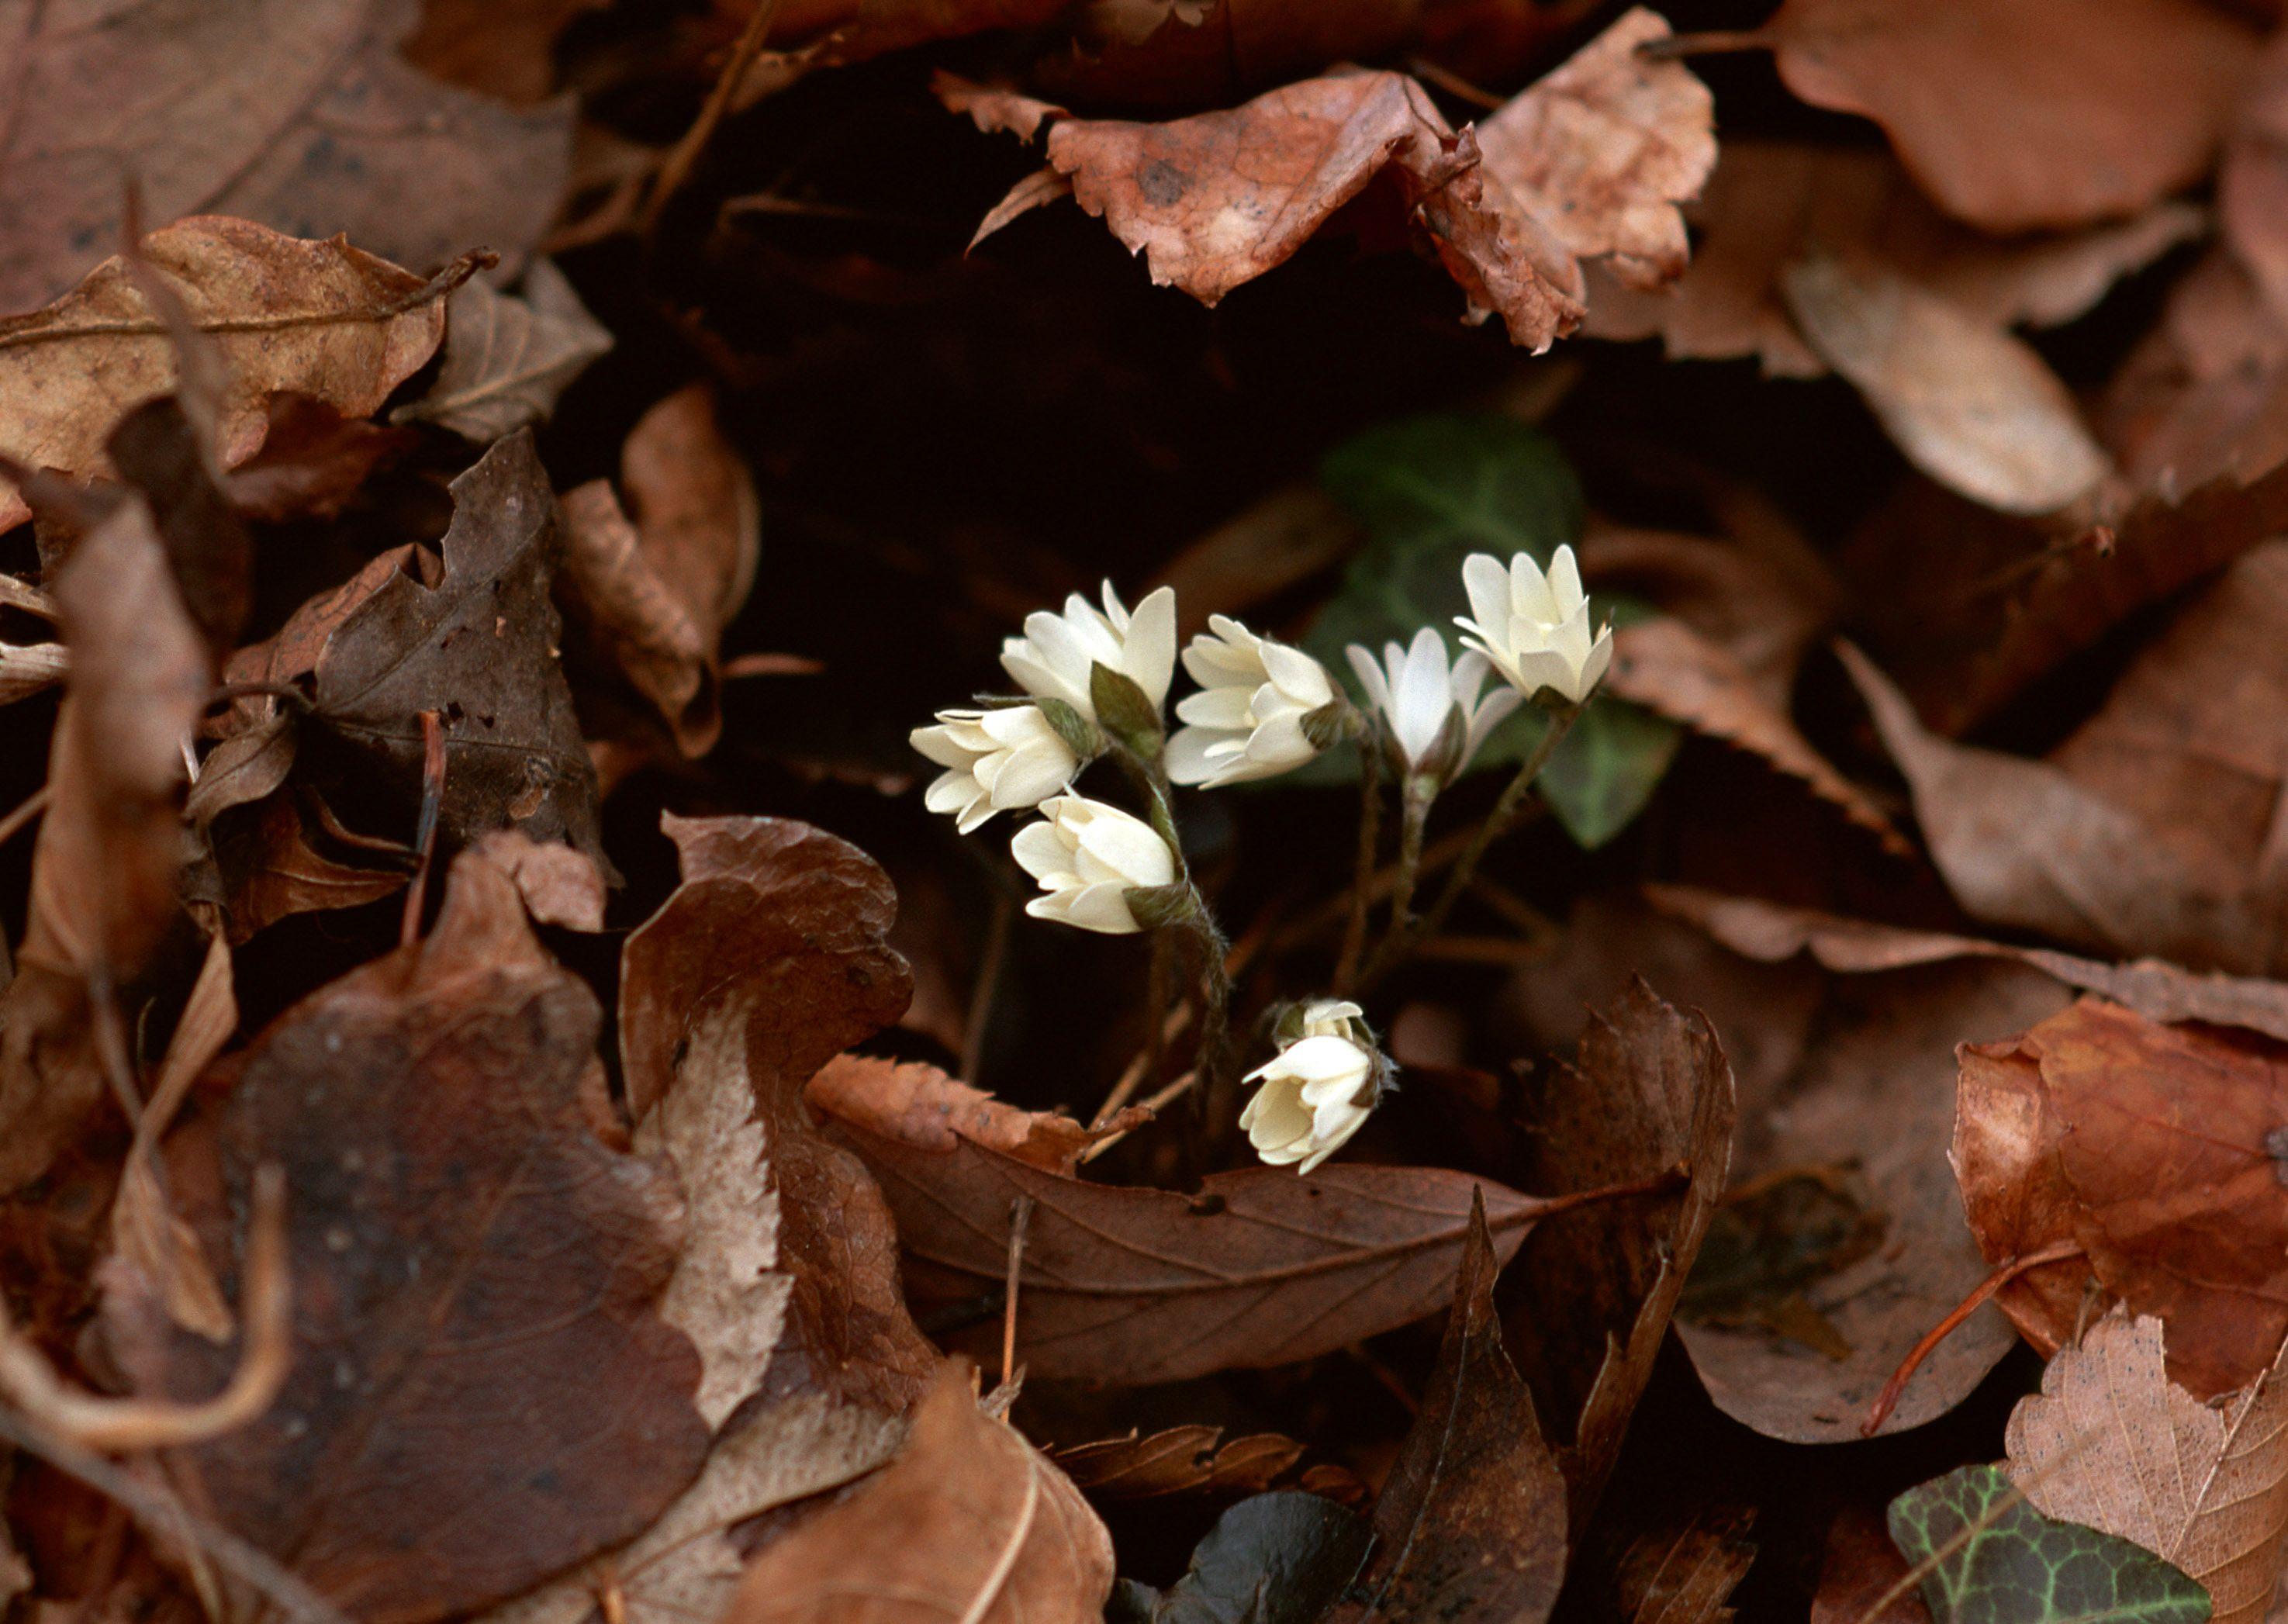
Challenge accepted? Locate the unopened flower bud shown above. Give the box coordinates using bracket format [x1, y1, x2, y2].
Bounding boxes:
[1010, 794, 1179, 935]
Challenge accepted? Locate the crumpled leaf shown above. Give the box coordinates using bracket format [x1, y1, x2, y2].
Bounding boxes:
[1956, 999, 2288, 1398]
[1839, 643, 2271, 974]
[1888, 1464, 2210, 1624]
[1473, 7, 1714, 291]
[1119, 1491, 1370, 1624]
[100, 848, 710, 1624]
[1329, 1194, 1566, 1624]
[392, 260, 611, 443]
[808, 1055, 1141, 1175]
[232, 430, 607, 869]
[0, 0, 574, 313]
[1758, 0, 2256, 233]
[558, 386, 760, 761]
[0, 216, 451, 531]
[2006, 1313, 2288, 1624]
[1782, 257, 2111, 516]
[721, 1363, 1114, 1624]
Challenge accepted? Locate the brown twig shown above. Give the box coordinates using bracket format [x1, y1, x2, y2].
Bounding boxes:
[1079, 1070, 1199, 1166]
[1861, 1238, 2087, 1436]
[0, 783, 50, 848]
[1000, 1193, 1035, 1387]
[640, 0, 787, 240]
[0, 1166, 292, 1452]
[399, 710, 448, 948]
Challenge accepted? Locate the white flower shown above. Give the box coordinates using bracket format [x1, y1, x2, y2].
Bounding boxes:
[1346, 627, 1519, 784]
[1010, 794, 1178, 934]
[912, 706, 1080, 833]
[1455, 544, 1612, 706]
[1001, 581, 1178, 724]
[1241, 1000, 1380, 1173]
[1166, 616, 1338, 787]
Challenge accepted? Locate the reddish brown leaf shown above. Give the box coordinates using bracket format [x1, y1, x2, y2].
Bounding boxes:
[100, 849, 710, 1624]
[1329, 1193, 1567, 1624]
[0, 217, 449, 531]
[808, 1055, 1142, 1176]
[199, 793, 410, 946]
[392, 261, 611, 445]
[1956, 998, 2288, 1398]
[1759, 0, 2256, 233]
[1811, 1506, 1928, 1624]
[2223, 30, 2288, 327]
[1055, 1426, 1306, 1501]
[722, 1363, 1113, 1624]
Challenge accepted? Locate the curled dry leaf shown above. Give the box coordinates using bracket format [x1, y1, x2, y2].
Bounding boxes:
[0, 640, 66, 706]
[2222, 30, 2288, 328]
[620, 814, 939, 1413]
[197, 793, 410, 946]
[2099, 251, 2288, 499]
[1956, 999, 2288, 1398]
[1839, 643, 2272, 974]
[100, 849, 710, 1624]
[1757, 0, 2256, 233]
[1473, 7, 1715, 292]
[1603, 617, 1906, 853]
[1502, 980, 1735, 1528]
[808, 1055, 1142, 1175]
[558, 386, 760, 760]
[392, 260, 611, 444]
[721, 1363, 1114, 1624]
[234, 431, 607, 869]
[0, 0, 573, 313]
[1056, 1426, 1305, 1501]
[1781, 258, 2111, 516]
[0, 496, 209, 1195]
[468, 829, 606, 932]
[2006, 1312, 2288, 1624]
[1328, 1193, 1567, 1624]
[1646, 885, 2288, 1044]
[1584, 141, 2207, 379]
[0, 216, 450, 531]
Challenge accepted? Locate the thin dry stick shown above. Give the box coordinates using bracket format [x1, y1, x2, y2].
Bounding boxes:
[0, 574, 57, 620]
[0, 783, 50, 848]
[0, 253, 487, 354]
[1001, 1193, 1036, 1387]
[640, 0, 787, 239]
[0, 1166, 291, 1452]
[1862, 1238, 2087, 1436]
[1094, 1004, 1196, 1128]
[1079, 1070, 1201, 1166]
[399, 709, 448, 948]
[0, 1406, 350, 1624]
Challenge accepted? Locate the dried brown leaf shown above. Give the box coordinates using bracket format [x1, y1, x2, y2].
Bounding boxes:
[101, 849, 710, 1624]
[0, 216, 447, 533]
[1330, 1194, 1567, 1624]
[1810, 1505, 1927, 1624]
[2007, 1312, 2288, 1624]
[1760, 0, 2256, 233]
[1614, 1507, 1757, 1624]
[722, 1363, 1113, 1624]
[392, 261, 610, 444]
[808, 1056, 1141, 1176]
[1782, 258, 2110, 515]
[1055, 1426, 1305, 1501]
[199, 793, 410, 946]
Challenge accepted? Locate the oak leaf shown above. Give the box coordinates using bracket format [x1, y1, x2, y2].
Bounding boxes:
[721, 1363, 1115, 1624]
[2007, 1313, 2288, 1624]
[0, 216, 451, 531]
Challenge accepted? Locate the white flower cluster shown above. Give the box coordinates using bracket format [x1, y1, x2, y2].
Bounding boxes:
[909, 548, 1607, 1173]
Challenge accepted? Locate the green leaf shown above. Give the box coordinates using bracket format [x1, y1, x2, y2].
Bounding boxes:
[1886, 1465, 2212, 1624]
[1115, 1492, 1371, 1624]
[1301, 412, 1679, 847]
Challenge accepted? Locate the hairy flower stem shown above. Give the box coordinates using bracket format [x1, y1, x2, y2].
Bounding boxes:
[1332, 731, 1384, 995]
[1361, 700, 1581, 990]
[1375, 776, 1437, 967]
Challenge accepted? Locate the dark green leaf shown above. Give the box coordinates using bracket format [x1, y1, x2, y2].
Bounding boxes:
[1122, 1492, 1371, 1624]
[1886, 1465, 2210, 1624]
[1301, 413, 1678, 846]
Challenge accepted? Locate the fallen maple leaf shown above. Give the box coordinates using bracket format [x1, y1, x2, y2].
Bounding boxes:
[0, 0, 572, 313]
[721, 1363, 1114, 1624]
[2006, 1312, 2288, 1624]
[1956, 998, 2288, 1398]
[0, 217, 454, 531]
[1754, 0, 2256, 233]
[100, 848, 710, 1624]
[1329, 1193, 1567, 1624]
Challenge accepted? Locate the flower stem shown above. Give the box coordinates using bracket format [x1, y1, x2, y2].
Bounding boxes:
[1332, 733, 1384, 995]
[1373, 775, 1436, 966]
[1361, 700, 1581, 990]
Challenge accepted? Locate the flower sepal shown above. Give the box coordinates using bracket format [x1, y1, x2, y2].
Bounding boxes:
[1300, 696, 1359, 753]
[1122, 880, 1199, 932]
[1032, 695, 1106, 759]
[1090, 661, 1165, 758]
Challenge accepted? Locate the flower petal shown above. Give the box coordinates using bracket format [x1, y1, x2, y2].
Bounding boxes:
[1122, 585, 1180, 709]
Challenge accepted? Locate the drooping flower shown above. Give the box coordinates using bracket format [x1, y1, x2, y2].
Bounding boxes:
[1166, 615, 1340, 787]
[1455, 544, 1612, 706]
[1010, 794, 1179, 934]
[1001, 581, 1178, 724]
[911, 706, 1080, 833]
[1241, 1000, 1383, 1173]
[1346, 627, 1519, 785]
